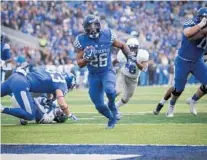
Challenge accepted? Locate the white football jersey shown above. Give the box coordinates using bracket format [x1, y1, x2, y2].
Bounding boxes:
[117, 49, 149, 79]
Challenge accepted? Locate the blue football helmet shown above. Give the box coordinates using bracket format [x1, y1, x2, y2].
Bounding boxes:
[83, 15, 101, 39]
[197, 7, 207, 22]
[64, 72, 76, 90]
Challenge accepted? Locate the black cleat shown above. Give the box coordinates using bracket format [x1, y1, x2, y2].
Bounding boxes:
[153, 103, 164, 115]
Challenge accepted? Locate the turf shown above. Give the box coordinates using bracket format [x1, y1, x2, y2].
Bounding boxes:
[1, 86, 207, 145]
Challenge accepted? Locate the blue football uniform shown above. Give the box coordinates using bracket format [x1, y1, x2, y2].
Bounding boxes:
[1, 42, 11, 61]
[74, 29, 118, 120]
[1, 69, 68, 120]
[174, 19, 207, 91]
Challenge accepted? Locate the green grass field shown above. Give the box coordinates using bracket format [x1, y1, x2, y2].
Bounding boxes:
[1, 86, 207, 145]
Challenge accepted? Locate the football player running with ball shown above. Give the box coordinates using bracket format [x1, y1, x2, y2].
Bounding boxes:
[74, 15, 132, 129]
[114, 38, 149, 116]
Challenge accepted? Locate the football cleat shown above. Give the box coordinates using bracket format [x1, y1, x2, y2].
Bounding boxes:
[106, 118, 117, 129]
[115, 111, 121, 121]
[153, 103, 164, 115]
[0, 104, 4, 112]
[166, 105, 175, 117]
[20, 119, 28, 125]
[186, 97, 197, 116]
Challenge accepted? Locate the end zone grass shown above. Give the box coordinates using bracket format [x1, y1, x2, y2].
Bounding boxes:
[1, 86, 207, 145]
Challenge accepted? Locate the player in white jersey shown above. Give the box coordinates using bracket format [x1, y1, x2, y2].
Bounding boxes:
[114, 38, 149, 110]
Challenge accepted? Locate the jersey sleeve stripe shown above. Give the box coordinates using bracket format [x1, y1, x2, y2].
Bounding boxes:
[110, 29, 117, 44]
[74, 37, 82, 49]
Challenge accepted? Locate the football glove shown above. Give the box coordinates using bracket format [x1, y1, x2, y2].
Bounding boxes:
[68, 113, 78, 121]
[83, 46, 95, 61]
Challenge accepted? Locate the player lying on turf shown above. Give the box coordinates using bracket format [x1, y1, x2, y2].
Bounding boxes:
[113, 38, 149, 117]
[165, 7, 207, 117]
[1, 68, 76, 123]
[74, 15, 133, 129]
[18, 95, 77, 125]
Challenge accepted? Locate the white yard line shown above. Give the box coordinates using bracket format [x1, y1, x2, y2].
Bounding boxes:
[1, 154, 140, 160]
[2, 143, 207, 147]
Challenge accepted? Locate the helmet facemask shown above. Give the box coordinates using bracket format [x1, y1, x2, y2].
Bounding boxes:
[83, 16, 101, 39]
[128, 44, 139, 57]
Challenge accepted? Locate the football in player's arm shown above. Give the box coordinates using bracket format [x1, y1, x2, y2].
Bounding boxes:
[75, 15, 133, 129]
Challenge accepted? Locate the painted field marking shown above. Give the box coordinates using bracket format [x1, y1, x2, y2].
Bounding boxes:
[1, 154, 140, 160]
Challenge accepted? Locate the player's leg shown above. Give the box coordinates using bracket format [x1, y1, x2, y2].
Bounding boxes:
[115, 72, 124, 97]
[117, 75, 137, 108]
[188, 61, 207, 115]
[166, 57, 190, 117]
[1, 75, 13, 97]
[153, 86, 174, 115]
[88, 74, 114, 120]
[102, 70, 118, 117]
[115, 72, 126, 108]
[1, 75, 36, 120]
[186, 85, 207, 115]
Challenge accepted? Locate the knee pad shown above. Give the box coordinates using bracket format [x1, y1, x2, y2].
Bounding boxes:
[172, 88, 183, 96]
[200, 84, 207, 94]
[105, 85, 116, 95]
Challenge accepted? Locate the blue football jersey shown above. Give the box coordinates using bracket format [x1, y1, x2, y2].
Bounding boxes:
[27, 69, 68, 95]
[74, 29, 116, 73]
[1, 42, 11, 61]
[178, 19, 207, 61]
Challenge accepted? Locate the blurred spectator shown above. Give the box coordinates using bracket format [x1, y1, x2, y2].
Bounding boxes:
[2, 1, 205, 86]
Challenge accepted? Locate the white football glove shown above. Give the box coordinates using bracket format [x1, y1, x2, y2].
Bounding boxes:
[198, 17, 207, 28]
[68, 113, 78, 121]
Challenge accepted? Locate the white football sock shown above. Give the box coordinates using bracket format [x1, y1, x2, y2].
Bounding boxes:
[116, 100, 125, 108]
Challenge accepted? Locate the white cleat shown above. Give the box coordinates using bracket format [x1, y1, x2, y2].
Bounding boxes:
[166, 105, 175, 117]
[186, 97, 197, 116]
[1, 104, 5, 112]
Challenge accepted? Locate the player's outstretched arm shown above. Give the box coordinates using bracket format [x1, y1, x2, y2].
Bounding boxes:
[113, 39, 131, 59]
[55, 89, 70, 116]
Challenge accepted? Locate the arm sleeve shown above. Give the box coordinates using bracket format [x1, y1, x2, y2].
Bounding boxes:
[183, 19, 195, 29]
[110, 29, 117, 44]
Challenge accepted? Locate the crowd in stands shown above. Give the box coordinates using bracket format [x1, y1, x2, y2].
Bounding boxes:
[1, 1, 206, 86]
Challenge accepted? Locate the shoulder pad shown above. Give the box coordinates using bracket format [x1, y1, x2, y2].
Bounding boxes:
[137, 49, 149, 62]
[74, 34, 83, 50]
[183, 19, 195, 28]
[117, 50, 127, 63]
